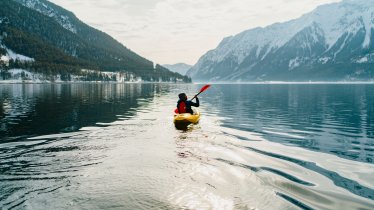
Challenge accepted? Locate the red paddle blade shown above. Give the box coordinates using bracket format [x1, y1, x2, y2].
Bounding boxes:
[174, 108, 179, 114]
[199, 85, 211, 93]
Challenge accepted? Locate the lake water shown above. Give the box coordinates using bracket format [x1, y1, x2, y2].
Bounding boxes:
[0, 83, 373, 210]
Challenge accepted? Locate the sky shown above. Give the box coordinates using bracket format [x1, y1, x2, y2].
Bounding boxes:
[49, 0, 341, 65]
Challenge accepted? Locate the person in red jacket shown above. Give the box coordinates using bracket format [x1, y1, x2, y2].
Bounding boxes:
[177, 93, 199, 114]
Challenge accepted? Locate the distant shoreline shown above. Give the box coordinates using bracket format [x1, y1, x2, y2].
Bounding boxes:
[0, 80, 190, 84]
[194, 81, 374, 85]
[1, 80, 374, 85]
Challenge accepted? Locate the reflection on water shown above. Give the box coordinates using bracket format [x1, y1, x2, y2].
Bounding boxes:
[0, 84, 168, 141]
[0, 83, 373, 210]
[202, 84, 374, 163]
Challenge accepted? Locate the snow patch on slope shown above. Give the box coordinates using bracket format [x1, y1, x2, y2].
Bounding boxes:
[361, 10, 374, 48]
[0, 46, 35, 63]
[356, 56, 368, 63]
[355, 53, 374, 63]
[289, 58, 301, 70]
[6, 49, 34, 62]
[319, 57, 331, 64]
[16, 0, 77, 33]
[0, 17, 8, 24]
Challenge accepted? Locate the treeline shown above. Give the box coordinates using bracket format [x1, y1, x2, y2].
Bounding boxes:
[0, 58, 190, 82]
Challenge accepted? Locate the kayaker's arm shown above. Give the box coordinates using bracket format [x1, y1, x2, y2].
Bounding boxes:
[190, 97, 199, 107]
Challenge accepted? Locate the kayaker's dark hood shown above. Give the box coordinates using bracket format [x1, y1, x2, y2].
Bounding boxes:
[178, 93, 187, 101]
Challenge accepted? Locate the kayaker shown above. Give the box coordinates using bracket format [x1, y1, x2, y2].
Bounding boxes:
[177, 93, 199, 114]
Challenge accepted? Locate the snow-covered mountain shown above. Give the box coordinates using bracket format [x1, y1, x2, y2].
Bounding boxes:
[163, 63, 192, 75]
[188, 0, 374, 81]
[13, 0, 77, 33]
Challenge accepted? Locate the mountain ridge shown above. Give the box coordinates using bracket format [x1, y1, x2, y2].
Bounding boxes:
[162, 63, 192, 75]
[188, 0, 374, 82]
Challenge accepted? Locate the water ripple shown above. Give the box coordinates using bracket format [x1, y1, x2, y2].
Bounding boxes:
[243, 146, 374, 200]
[216, 158, 316, 186]
[276, 192, 314, 210]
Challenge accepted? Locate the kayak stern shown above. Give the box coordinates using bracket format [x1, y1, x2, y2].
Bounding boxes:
[173, 110, 200, 124]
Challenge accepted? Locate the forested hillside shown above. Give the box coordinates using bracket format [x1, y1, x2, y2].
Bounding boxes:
[0, 0, 190, 82]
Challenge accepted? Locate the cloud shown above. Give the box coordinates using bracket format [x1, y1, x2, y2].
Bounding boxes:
[50, 0, 341, 65]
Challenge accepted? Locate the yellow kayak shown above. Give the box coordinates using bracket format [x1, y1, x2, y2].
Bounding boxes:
[174, 110, 200, 124]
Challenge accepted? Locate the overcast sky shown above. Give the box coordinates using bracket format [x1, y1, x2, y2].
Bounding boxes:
[50, 0, 340, 65]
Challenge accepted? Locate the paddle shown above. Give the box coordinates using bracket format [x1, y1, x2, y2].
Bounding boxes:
[191, 84, 211, 100]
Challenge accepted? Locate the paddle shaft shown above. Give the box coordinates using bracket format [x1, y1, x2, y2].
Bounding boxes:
[191, 85, 210, 100]
[191, 92, 201, 101]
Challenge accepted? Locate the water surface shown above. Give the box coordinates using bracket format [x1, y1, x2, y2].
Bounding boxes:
[0, 83, 373, 209]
